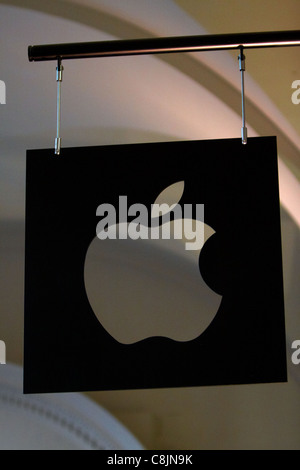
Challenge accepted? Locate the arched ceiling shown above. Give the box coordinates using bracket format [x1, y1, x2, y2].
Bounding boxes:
[0, 0, 299, 226]
[176, 0, 300, 140]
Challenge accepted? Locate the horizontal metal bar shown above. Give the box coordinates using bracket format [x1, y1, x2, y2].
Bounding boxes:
[28, 30, 300, 62]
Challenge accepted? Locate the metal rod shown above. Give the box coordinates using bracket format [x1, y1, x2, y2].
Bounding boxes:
[28, 30, 300, 62]
[55, 58, 63, 155]
[238, 48, 247, 145]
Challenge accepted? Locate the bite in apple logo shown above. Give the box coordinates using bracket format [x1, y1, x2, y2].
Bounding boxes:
[84, 181, 222, 344]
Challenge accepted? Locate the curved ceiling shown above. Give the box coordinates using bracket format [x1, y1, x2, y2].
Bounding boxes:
[176, 0, 300, 139]
[0, 0, 299, 227]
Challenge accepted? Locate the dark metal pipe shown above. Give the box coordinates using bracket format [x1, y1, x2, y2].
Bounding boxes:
[28, 30, 300, 62]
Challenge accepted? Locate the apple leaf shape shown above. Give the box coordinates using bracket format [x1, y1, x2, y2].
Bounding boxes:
[151, 181, 184, 218]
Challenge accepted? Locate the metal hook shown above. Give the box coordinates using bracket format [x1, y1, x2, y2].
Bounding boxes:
[55, 58, 63, 155]
[238, 47, 247, 144]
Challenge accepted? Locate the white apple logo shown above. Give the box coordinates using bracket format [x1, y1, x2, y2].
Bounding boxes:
[84, 181, 222, 344]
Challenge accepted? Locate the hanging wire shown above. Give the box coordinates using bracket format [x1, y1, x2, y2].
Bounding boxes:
[55, 58, 63, 155]
[238, 47, 247, 144]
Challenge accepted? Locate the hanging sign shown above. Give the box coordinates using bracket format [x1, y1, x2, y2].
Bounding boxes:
[24, 137, 287, 393]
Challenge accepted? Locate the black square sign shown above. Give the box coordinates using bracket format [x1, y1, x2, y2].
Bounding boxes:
[24, 137, 287, 393]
